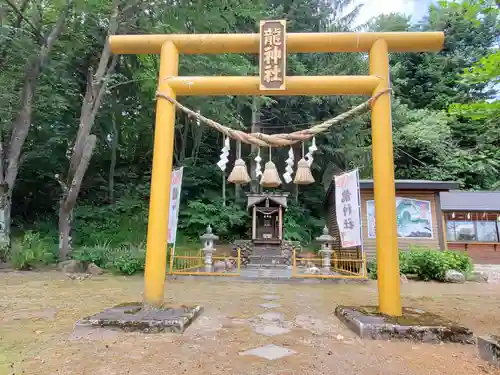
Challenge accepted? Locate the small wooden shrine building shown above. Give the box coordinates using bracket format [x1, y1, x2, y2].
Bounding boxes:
[247, 192, 289, 245]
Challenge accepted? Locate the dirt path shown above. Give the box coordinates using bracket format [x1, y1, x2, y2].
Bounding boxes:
[0, 271, 499, 375]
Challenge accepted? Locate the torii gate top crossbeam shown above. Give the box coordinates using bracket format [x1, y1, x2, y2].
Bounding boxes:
[109, 32, 444, 55]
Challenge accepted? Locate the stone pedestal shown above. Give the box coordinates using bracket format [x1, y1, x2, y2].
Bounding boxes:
[319, 249, 333, 272]
[335, 305, 474, 344]
[200, 225, 218, 272]
[478, 335, 500, 368]
[202, 248, 215, 272]
[316, 226, 335, 272]
[77, 303, 203, 333]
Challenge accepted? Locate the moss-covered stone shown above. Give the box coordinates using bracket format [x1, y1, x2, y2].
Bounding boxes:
[478, 335, 500, 368]
[335, 305, 474, 344]
[77, 303, 203, 333]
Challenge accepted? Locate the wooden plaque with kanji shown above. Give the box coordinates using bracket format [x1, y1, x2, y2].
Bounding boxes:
[259, 20, 287, 90]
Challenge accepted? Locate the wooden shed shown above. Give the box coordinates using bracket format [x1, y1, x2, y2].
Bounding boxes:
[440, 191, 500, 264]
[324, 179, 458, 260]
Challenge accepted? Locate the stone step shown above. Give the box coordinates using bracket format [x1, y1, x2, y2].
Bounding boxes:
[246, 263, 289, 269]
[248, 255, 288, 266]
[240, 268, 292, 279]
[251, 248, 282, 257]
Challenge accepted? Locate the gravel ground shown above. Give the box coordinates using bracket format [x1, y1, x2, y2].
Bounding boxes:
[1, 270, 499, 375]
[475, 264, 500, 284]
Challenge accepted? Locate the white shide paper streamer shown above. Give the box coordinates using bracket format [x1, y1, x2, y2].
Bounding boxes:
[217, 137, 230, 171]
[305, 137, 317, 167]
[283, 146, 295, 183]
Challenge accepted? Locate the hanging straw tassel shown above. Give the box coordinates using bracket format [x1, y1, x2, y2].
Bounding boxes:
[228, 140, 251, 184]
[260, 147, 281, 188]
[228, 159, 251, 184]
[293, 158, 315, 184]
[294, 142, 315, 185]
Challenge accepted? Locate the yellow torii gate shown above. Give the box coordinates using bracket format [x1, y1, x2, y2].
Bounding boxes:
[109, 29, 444, 317]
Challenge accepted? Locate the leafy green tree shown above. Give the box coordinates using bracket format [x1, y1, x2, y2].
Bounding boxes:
[0, 0, 74, 247]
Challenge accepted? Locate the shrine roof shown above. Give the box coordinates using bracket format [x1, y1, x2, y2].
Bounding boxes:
[440, 191, 500, 212]
[247, 192, 289, 209]
[324, 179, 459, 207]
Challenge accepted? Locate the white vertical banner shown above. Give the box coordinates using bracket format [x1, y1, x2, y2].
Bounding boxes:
[334, 169, 362, 248]
[168, 167, 184, 245]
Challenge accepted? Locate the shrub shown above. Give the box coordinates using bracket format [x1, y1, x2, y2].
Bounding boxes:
[178, 198, 249, 241]
[73, 242, 146, 275]
[367, 258, 377, 279]
[404, 247, 473, 281]
[283, 204, 323, 244]
[72, 242, 113, 268]
[443, 250, 473, 274]
[404, 249, 448, 281]
[73, 197, 148, 247]
[367, 246, 473, 282]
[0, 243, 8, 262]
[8, 231, 56, 270]
[105, 243, 146, 275]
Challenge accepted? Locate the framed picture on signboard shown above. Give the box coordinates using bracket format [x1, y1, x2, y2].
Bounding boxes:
[367, 198, 433, 239]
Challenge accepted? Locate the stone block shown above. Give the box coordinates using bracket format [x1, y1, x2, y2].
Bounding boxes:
[262, 295, 280, 301]
[335, 305, 474, 344]
[76, 303, 203, 333]
[467, 271, 489, 283]
[252, 324, 291, 337]
[478, 335, 500, 368]
[444, 269, 465, 283]
[257, 312, 284, 322]
[58, 260, 85, 273]
[239, 344, 297, 360]
[87, 263, 104, 275]
[259, 302, 281, 309]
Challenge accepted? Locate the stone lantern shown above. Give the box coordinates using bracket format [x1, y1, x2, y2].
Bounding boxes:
[200, 225, 218, 271]
[316, 226, 335, 272]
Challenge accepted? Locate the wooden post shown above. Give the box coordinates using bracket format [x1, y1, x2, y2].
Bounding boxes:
[252, 205, 257, 240]
[278, 205, 283, 240]
[143, 41, 179, 308]
[369, 39, 401, 316]
[442, 213, 448, 250]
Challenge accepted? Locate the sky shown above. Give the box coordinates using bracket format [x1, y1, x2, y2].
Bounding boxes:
[355, 0, 435, 26]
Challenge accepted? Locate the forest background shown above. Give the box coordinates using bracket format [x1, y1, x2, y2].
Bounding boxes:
[0, 0, 498, 267]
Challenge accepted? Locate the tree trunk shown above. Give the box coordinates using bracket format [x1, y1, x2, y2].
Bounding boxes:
[58, 135, 97, 259]
[56, 0, 122, 259]
[58, 201, 72, 260]
[108, 111, 118, 203]
[0, 0, 73, 247]
[179, 119, 190, 164]
[0, 189, 11, 250]
[250, 98, 260, 194]
[191, 113, 204, 166]
[0, 131, 9, 248]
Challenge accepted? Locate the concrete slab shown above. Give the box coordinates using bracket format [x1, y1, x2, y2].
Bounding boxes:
[76, 302, 203, 333]
[335, 305, 474, 344]
[262, 295, 280, 301]
[259, 302, 281, 309]
[258, 312, 285, 322]
[478, 335, 500, 368]
[239, 344, 297, 360]
[252, 324, 291, 337]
